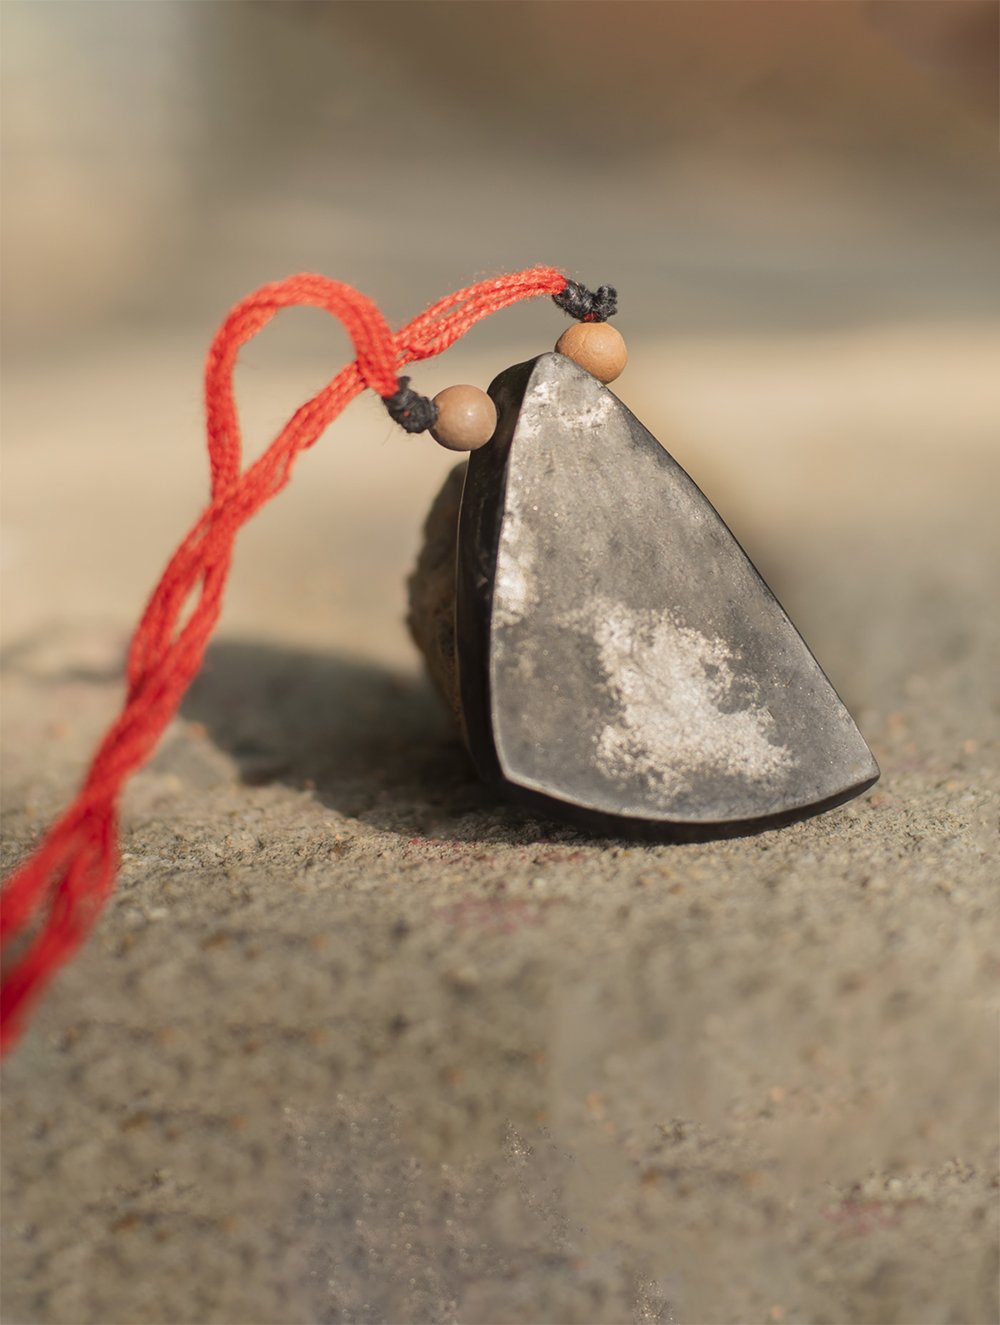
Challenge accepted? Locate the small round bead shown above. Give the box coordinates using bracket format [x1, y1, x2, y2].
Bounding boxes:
[554, 321, 628, 384]
[430, 384, 497, 451]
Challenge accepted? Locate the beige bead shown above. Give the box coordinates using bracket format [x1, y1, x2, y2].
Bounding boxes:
[430, 384, 497, 451]
[554, 321, 628, 384]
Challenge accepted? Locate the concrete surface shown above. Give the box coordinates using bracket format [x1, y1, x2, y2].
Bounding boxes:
[2, 322, 998, 1325]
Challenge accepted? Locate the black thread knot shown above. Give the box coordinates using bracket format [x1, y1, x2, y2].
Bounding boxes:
[383, 377, 438, 434]
[553, 280, 618, 323]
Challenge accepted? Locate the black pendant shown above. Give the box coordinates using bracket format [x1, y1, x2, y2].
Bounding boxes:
[455, 352, 878, 838]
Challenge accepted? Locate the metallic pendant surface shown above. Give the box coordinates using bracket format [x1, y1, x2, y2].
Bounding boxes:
[454, 352, 878, 838]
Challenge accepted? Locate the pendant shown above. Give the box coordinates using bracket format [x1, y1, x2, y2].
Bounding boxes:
[412, 350, 878, 838]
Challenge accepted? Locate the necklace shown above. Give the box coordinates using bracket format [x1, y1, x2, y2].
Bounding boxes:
[0, 268, 877, 1050]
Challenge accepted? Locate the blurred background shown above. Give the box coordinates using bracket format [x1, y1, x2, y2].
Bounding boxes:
[3, 0, 998, 342]
[2, 0, 998, 668]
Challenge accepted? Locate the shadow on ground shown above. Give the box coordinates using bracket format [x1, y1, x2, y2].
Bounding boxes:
[182, 639, 586, 845]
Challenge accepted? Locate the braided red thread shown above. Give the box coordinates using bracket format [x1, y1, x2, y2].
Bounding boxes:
[1, 265, 568, 1052]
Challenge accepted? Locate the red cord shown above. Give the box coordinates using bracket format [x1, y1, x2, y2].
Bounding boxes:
[1, 265, 568, 1052]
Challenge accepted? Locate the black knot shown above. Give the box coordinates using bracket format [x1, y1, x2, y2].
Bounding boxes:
[553, 279, 618, 323]
[383, 376, 438, 434]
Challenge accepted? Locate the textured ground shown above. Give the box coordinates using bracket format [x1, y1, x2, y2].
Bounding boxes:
[2, 322, 998, 1325]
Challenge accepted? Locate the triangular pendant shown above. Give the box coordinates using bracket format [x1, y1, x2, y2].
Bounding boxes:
[454, 352, 878, 837]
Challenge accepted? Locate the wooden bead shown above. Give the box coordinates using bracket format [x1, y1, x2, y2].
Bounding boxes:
[554, 321, 627, 384]
[430, 384, 497, 451]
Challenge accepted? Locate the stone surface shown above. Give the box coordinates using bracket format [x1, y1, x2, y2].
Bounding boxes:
[459, 353, 878, 833]
[2, 326, 998, 1325]
[4, 8, 999, 1315]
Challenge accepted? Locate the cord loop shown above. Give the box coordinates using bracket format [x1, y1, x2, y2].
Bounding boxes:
[383, 376, 439, 434]
[552, 279, 618, 323]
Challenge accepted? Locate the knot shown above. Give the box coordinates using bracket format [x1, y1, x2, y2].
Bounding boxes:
[553, 280, 618, 323]
[383, 376, 438, 434]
